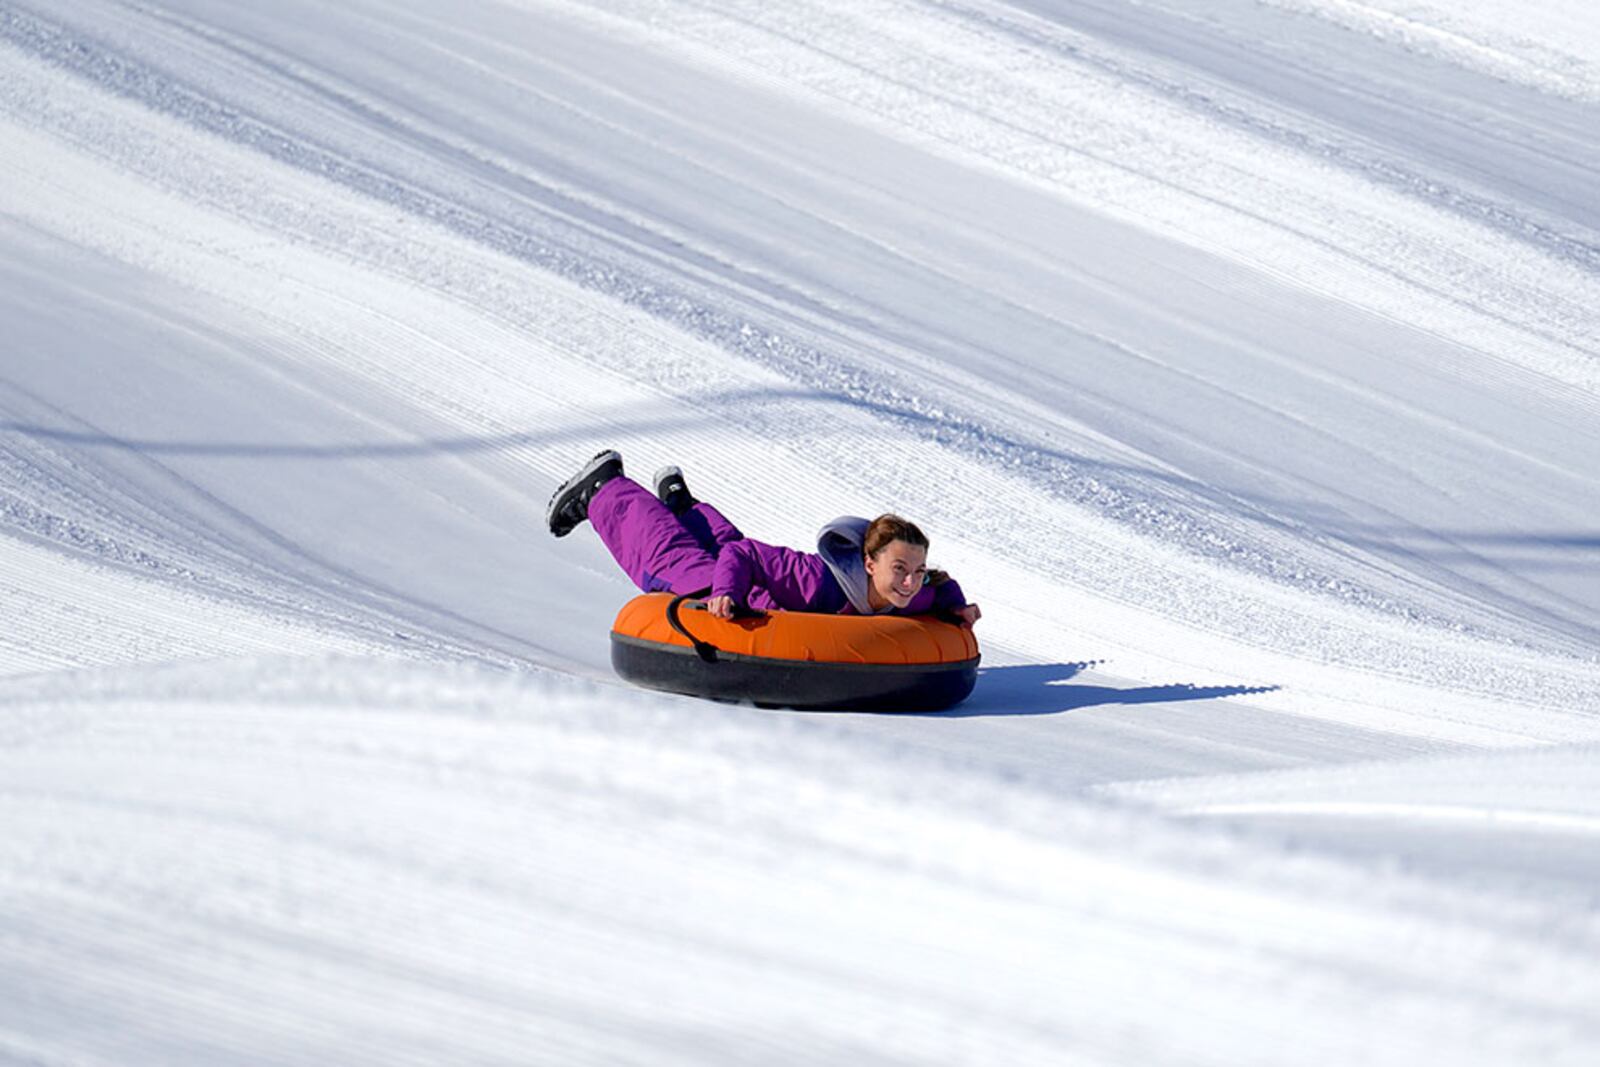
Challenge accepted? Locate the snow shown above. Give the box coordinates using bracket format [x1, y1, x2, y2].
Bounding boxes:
[1, 0, 1597, 1062]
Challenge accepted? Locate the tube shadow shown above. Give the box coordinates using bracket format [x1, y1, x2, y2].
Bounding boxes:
[937, 663, 1280, 717]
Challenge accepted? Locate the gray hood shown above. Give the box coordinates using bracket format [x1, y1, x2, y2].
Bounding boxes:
[816, 515, 882, 614]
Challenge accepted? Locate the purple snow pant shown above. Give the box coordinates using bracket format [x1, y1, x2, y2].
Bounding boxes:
[588, 476, 744, 594]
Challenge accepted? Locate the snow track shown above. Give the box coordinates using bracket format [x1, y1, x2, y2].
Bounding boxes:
[1, 0, 1598, 1061]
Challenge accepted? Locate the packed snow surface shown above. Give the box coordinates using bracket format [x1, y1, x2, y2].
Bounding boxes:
[1, 0, 1597, 1063]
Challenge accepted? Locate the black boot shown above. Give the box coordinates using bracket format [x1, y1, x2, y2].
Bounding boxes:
[546, 450, 624, 537]
[652, 465, 695, 515]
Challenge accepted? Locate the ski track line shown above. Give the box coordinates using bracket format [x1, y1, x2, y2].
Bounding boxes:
[1256, 0, 1600, 102]
[1170, 801, 1600, 836]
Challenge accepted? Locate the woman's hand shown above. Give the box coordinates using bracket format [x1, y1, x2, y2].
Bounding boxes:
[957, 603, 982, 627]
[704, 595, 737, 620]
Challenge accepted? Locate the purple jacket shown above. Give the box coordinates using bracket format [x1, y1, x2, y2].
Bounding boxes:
[711, 538, 967, 616]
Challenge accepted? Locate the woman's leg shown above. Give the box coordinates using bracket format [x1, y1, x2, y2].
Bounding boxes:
[678, 501, 744, 555]
[587, 476, 718, 593]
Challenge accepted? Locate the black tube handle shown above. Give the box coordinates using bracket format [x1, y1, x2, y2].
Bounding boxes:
[666, 592, 768, 662]
[667, 593, 720, 663]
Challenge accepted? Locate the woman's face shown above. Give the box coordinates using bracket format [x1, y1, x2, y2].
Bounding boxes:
[865, 540, 928, 609]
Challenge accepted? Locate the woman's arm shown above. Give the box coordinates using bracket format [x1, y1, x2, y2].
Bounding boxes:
[710, 540, 764, 609]
[708, 540, 834, 616]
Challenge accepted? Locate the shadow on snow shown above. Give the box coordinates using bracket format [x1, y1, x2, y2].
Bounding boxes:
[927, 662, 1280, 717]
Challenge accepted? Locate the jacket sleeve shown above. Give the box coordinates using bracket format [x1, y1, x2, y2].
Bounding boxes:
[710, 540, 763, 605]
[932, 578, 967, 612]
[712, 540, 832, 611]
[900, 577, 967, 615]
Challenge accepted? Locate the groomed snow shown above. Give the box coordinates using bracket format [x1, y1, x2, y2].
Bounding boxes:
[1, 0, 1597, 1062]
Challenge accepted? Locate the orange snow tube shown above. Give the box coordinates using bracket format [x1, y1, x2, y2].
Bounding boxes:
[610, 592, 980, 711]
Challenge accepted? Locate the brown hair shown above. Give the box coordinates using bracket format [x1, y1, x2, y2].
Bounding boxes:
[863, 514, 950, 586]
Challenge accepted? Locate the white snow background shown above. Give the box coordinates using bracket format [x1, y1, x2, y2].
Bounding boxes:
[2, 1, 1599, 1063]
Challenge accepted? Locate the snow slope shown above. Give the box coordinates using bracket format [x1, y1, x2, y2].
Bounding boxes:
[1, 0, 1597, 1062]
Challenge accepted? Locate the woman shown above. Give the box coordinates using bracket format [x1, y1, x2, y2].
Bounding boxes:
[546, 450, 981, 626]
